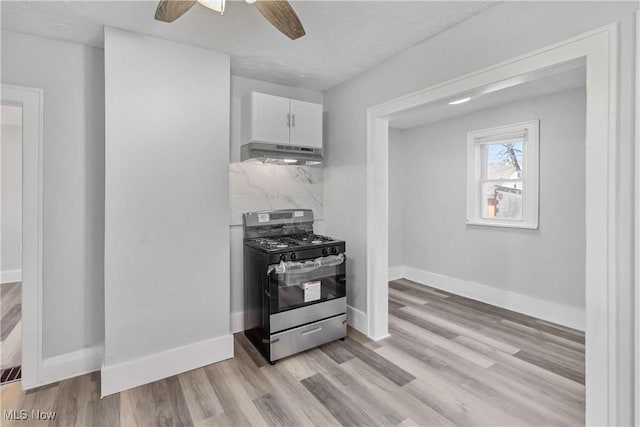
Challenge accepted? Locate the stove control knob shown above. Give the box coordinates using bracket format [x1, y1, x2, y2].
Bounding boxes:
[290, 253, 296, 261]
[322, 248, 328, 256]
[280, 254, 287, 262]
[331, 247, 338, 254]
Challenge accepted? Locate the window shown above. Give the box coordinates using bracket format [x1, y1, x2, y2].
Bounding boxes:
[466, 120, 539, 229]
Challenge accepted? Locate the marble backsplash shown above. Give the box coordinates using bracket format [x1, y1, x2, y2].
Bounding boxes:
[229, 162, 324, 226]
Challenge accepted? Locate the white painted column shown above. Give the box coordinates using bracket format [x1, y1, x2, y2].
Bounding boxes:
[102, 27, 232, 395]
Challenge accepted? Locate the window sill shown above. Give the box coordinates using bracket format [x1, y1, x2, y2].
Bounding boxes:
[465, 219, 539, 230]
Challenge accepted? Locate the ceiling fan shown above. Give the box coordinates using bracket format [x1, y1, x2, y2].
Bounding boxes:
[154, 0, 306, 40]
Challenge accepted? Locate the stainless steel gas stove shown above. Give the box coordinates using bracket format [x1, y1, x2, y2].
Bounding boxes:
[243, 209, 347, 364]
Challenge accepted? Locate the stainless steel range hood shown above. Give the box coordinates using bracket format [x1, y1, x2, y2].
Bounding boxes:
[240, 142, 323, 166]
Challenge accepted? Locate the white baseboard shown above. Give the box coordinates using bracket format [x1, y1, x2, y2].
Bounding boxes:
[347, 304, 368, 336]
[32, 345, 103, 389]
[100, 334, 234, 397]
[1, 269, 22, 284]
[388, 266, 404, 281]
[401, 266, 585, 331]
[231, 311, 244, 334]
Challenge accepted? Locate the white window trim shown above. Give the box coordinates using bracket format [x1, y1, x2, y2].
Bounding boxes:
[466, 120, 539, 229]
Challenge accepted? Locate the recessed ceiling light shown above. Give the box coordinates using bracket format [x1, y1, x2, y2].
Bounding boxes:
[449, 97, 471, 105]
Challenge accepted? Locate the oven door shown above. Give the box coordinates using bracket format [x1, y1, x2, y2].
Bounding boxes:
[268, 253, 346, 314]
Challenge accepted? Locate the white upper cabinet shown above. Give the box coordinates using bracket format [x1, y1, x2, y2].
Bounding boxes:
[250, 92, 291, 145]
[290, 99, 323, 149]
[247, 92, 323, 149]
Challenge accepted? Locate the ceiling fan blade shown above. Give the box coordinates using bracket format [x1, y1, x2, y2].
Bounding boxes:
[155, 0, 197, 23]
[254, 0, 306, 40]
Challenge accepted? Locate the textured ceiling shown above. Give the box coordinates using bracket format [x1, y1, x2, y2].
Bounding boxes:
[0, 1, 496, 90]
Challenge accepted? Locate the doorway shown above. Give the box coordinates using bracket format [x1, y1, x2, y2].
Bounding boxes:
[1, 85, 44, 389]
[386, 60, 587, 425]
[1, 103, 23, 383]
[366, 26, 618, 425]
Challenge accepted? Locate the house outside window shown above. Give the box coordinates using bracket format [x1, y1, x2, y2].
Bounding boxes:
[466, 120, 539, 229]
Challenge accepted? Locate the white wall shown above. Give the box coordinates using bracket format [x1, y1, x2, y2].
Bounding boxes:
[102, 27, 231, 394]
[390, 88, 586, 312]
[0, 29, 324, 370]
[1, 30, 105, 358]
[1, 122, 22, 279]
[323, 2, 637, 423]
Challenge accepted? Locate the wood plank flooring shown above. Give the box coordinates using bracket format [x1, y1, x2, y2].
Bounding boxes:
[0, 282, 21, 370]
[0, 279, 585, 426]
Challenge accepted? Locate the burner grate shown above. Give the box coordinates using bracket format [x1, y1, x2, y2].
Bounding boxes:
[247, 233, 337, 250]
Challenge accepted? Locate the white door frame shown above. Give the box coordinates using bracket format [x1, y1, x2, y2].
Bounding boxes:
[366, 24, 619, 426]
[634, 10, 639, 427]
[1, 85, 44, 389]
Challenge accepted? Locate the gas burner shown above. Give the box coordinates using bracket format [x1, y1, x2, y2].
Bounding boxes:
[291, 234, 335, 245]
[250, 237, 305, 250]
[252, 238, 285, 249]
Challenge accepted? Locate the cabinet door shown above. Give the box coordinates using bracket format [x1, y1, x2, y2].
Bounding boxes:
[290, 99, 323, 149]
[251, 92, 291, 145]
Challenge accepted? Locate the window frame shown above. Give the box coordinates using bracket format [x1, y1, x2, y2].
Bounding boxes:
[466, 120, 539, 229]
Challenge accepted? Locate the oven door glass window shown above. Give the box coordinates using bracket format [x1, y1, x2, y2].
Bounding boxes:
[268, 253, 346, 313]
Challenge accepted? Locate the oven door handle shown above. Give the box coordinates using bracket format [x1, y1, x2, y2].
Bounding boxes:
[268, 253, 346, 275]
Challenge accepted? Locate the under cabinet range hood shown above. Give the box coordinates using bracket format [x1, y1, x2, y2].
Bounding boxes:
[240, 142, 323, 166]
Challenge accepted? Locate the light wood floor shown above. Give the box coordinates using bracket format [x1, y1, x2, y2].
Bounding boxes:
[1, 282, 21, 370]
[0, 279, 585, 426]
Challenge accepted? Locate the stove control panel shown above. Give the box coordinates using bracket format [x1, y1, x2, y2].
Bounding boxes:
[269, 244, 346, 264]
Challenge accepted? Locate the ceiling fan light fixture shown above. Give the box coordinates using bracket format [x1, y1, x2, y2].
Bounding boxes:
[198, 0, 225, 14]
[155, 0, 306, 40]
